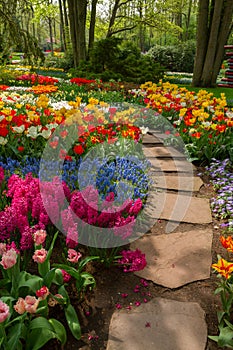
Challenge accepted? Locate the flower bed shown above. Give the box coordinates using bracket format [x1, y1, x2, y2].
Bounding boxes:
[0, 76, 153, 348]
[0, 72, 233, 348]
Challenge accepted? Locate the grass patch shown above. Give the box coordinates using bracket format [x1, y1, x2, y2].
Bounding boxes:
[179, 84, 233, 107]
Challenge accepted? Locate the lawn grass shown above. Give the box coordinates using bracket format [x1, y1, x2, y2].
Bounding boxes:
[179, 84, 233, 107]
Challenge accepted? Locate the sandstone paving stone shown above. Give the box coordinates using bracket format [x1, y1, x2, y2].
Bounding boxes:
[145, 192, 212, 224]
[130, 229, 213, 288]
[142, 133, 162, 144]
[148, 158, 195, 173]
[143, 146, 185, 158]
[153, 175, 203, 192]
[107, 298, 207, 350]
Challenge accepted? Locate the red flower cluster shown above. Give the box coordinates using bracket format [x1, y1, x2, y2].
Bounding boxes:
[0, 85, 9, 91]
[72, 123, 142, 156]
[70, 77, 97, 85]
[16, 74, 58, 85]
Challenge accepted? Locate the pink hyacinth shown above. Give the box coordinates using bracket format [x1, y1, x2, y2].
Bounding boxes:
[0, 300, 10, 322]
[129, 198, 143, 216]
[0, 248, 17, 269]
[66, 225, 78, 248]
[32, 248, 47, 263]
[0, 167, 4, 186]
[118, 249, 147, 272]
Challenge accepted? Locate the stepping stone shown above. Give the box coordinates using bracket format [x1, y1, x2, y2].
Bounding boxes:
[145, 192, 212, 224]
[153, 175, 203, 192]
[130, 229, 213, 288]
[107, 298, 207, 350]
[142, 134, 162, 144]
[149, 158, 194, 173]
[143, 146, 185, 159]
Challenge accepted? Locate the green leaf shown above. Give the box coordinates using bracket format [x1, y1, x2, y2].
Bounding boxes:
[26, 328, 59, 350]
[217, 310, 226, 324]
[53, 269, 64, 285]
[0, 278, 10, 288]
[58, 285, 69, 301]
[225, 320, 233, 331]
[29, 317, 53, 331]
[80, 272, 96, 289]
[18, 272, 42, 293]
[49, 319, 67, 345]
[7, 322, 24, 350]
[78, 256, 100, 271]
[64, 304, 81, 340]
[218, 326, 233, 347]
[208, 335, 219, 342]
[43, 269, 56, 288]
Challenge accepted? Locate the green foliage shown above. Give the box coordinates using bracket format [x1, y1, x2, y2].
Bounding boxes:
[209, 274, 233, 348]
[69, 38, 165, 83]
[44, 53, 74, 71]
[148, 40, 196, 73]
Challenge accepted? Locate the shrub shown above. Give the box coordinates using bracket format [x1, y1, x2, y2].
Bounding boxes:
[148, 40, 196, 73]
[69, 38, 165, 83]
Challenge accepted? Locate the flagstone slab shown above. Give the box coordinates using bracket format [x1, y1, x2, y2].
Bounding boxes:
[142, 134, 162, 144]
[107, 298, 207, 350]
[143, 146, 185, 159]
[145, 192, 212, 224]
[148, 158, 195, 173]
[153, 175, 203, 192]
[130, 229, 213, 288]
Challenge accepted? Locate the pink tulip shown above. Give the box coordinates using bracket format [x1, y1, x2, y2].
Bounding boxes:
[0, 300, 10, 323]
[33, 229, 47, 246]
[24, 296, 39, 314]
[14, 297, 26, 314]
[0, 248, 17, 269]
[61, 269, 71, 283]
[0, 243, 7, 256]
[67, 249, 82, 263]
[48, 294, 64, 307]
[32, 248, 47, 264]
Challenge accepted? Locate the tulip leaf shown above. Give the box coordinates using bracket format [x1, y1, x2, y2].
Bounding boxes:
[26, 316, 67, 349]
[49, 318, 67, 345]
[64, 304, 81, 340]
[7, 322, 24, 350]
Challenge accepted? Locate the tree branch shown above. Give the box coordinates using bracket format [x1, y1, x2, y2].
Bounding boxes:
[108, 25, 137, 36]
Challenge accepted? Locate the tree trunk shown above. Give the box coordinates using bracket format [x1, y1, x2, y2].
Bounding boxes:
[67, 0, 87, 66]
[77, 0, 87, 61]
[211, 0, 233, 85]
[58, 0, 66, 51]
[193, 0, 233, 87]
[88, 0, 98, 55]
[48, 17, 54, 55]
[201, 0, 223, 86]
[67, 0, 79, 66]
[184, 0, 193, 41]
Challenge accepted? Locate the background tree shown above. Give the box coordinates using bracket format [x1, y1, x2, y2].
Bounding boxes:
[0, 0, 44, 64]
[192, 0, 233, 87]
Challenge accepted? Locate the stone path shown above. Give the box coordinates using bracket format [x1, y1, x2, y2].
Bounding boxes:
[107, 132, 213, 350]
